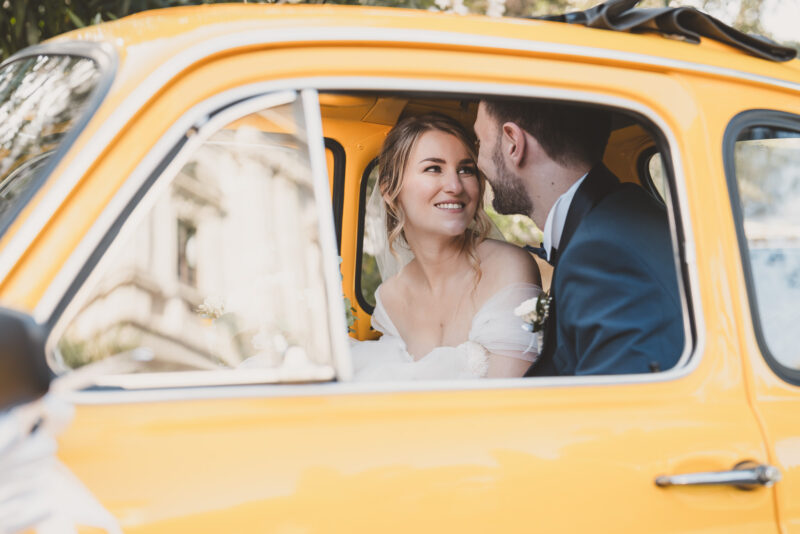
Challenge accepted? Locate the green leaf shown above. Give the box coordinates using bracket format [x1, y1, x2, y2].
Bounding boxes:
[66, 8, 86, 28]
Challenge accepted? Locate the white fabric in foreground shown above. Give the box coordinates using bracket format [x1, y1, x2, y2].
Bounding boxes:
[0, 395, 122, 534]
[351, 282, 541, 381]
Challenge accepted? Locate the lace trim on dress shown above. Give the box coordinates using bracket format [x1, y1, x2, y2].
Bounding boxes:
[464, 341, 490, 377]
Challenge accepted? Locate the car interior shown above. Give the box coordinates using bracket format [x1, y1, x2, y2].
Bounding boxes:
[318, 92, 673, 342]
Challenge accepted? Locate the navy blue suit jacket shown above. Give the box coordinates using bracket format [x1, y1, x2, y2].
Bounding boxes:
[527, 164, 683, 376]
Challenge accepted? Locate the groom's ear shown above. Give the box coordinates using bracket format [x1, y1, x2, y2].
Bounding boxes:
[501, 122, 527, 168]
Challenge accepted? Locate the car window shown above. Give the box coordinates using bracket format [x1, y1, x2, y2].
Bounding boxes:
[0, 55, 102, 233]
[728, 117, 800, 379]
[53, 94, 339, 387]
[357, 160, 381, 311]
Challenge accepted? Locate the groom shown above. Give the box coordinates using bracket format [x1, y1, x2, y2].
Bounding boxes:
[474, 99, 683, 376]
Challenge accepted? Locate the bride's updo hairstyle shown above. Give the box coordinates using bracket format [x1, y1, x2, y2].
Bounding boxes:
[378, 112, 492, 271]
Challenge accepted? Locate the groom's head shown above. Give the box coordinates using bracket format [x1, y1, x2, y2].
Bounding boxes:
[474, 99, 612, 225]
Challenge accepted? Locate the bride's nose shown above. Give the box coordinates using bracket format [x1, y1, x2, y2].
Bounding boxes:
[442, 169, 464, 195]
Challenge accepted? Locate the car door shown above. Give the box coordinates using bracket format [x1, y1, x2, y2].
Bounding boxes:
[725, 108, 800, 533]
[16, 39, 782, 533]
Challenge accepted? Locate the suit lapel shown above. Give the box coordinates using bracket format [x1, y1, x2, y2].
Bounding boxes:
[557, 163, 620, 264]
[526, 163, 620, 376]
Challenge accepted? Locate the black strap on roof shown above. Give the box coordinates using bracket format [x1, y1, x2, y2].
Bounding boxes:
[534, 0, 797, 62]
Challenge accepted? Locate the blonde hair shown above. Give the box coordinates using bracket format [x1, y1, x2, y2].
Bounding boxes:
[378, 113, 492, 277]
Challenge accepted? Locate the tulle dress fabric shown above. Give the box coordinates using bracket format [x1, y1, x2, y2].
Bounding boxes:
[351, 282, 541, 381]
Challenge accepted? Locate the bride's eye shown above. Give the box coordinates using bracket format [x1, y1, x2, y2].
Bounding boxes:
[459, 166, 477, 176]
[424, 165, 442, 173]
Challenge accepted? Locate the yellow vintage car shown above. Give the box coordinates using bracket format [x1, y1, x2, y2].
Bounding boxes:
[0, 3, 799, 533]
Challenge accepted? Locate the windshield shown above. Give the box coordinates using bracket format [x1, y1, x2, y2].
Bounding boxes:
[0, 54, 101, 233]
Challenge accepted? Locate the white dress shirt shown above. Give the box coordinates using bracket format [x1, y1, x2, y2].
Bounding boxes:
[541, 172, 589, 262]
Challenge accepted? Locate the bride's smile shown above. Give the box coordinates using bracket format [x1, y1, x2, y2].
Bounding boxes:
[434, 202, 465, 211]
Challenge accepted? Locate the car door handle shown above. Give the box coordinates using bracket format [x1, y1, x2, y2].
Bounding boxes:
[655, 461, 782, 490]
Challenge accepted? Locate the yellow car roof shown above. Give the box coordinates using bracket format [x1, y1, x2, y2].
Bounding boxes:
[49, 4, 800, 87]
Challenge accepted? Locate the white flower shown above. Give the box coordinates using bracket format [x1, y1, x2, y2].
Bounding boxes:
[197, 295, 225, 319]
[486, 0, 506, 18]
[514, 298, 538, 318]
[451, 0, 468, 15]
[515, 291, 552, 333]
[433, 0, 468, 15]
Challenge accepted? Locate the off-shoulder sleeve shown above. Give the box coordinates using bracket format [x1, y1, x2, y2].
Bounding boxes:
[370, 285, 401, 339]
[469, 282, 541, 363]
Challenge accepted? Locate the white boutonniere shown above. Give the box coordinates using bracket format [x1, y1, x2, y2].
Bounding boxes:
[514, 291, 551, 333]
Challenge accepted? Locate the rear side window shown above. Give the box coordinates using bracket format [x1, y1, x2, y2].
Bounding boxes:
[0, 54, 102, 232]
[726, 111, 800, 384]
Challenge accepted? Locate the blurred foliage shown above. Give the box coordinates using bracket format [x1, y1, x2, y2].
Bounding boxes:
[2, 0, 795, 61]
[0, 0, 288, 60]
[360, 253, 380, 307]
[486, 204, 543, 246]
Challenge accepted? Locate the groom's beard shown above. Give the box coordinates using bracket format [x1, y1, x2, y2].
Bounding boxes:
[490, 146, 532, 217]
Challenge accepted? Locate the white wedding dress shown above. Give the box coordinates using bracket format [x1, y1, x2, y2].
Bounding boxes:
[351, 282, 541, 381]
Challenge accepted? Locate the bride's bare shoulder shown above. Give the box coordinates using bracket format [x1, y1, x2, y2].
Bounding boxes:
[477, 238, 541, 286]
[378, 262, 416, 306]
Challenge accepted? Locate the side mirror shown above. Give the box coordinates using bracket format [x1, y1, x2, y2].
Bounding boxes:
[0, 307, 51, 410]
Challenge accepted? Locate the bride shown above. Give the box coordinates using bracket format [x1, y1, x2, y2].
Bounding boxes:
[351, 113, 542, 381]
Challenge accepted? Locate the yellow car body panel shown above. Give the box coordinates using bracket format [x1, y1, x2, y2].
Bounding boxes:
[0, 4, 798, 533]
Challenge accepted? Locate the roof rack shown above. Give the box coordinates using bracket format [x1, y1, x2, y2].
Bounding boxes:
[532, 0, 796, 62]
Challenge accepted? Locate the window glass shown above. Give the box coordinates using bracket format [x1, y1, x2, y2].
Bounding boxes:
[0, 55, 100, 231]
[55, 97, 336, 382]
[359, 163, 382, 309]
[732, 126, 800, 370]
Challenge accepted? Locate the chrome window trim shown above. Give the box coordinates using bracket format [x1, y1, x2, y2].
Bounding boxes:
[0, 41, 116, 69]
[36, 76, 701, 400]
[0, 41, 117, 240]
[91, 367, 336, 390]
[2, 26, 796, 284]
[57, 363, 697, 405]
[301, 89, 354, 381]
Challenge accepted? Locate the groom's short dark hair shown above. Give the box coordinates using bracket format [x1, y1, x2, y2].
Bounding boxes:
[481, 99, 612, 167]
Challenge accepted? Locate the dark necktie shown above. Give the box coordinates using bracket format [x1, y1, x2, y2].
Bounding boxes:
[549, 247, 560, 267]
[524, 244, 556, 266]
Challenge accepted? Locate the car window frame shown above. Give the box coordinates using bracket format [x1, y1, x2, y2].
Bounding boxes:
[723, 108, 800, 387]
[334, 83, 696, 386]
[0, 42, 117, 239]
[33, 76, 699, 400]
[325, 137, 346, 252]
